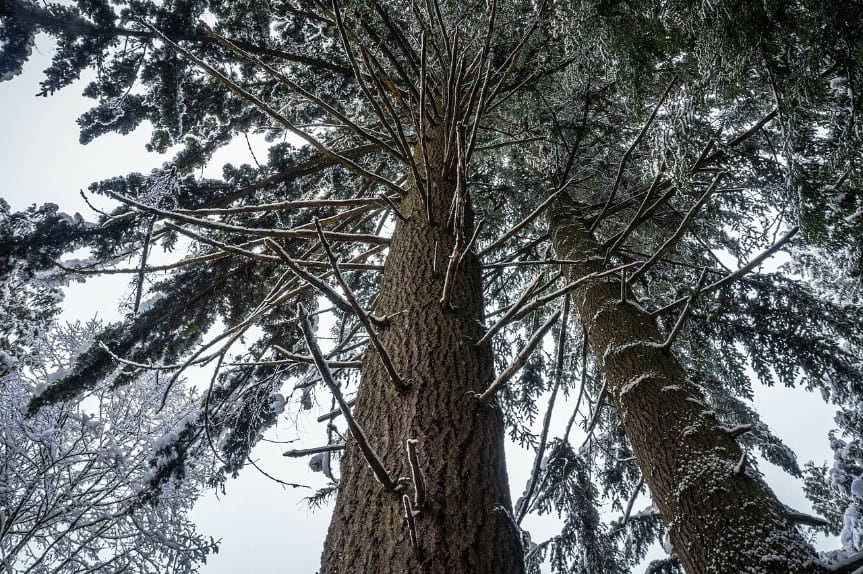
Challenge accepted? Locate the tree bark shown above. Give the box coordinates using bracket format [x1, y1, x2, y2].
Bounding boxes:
[548, 195, 824, 574]
[319, 135, 524, 573]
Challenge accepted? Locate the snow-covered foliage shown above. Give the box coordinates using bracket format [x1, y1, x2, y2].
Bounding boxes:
[0, 320, 216, 572]
[1, 0, 862, 571]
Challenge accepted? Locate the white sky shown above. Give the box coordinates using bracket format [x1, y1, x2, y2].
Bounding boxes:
[0, 35, 843, 573]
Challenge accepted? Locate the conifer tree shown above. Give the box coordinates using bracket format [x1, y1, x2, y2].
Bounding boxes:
[2, 1, 862, 572]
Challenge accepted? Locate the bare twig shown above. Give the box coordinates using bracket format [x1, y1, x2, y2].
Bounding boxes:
[628, 171, 724, 283]
[516, 296, 569, 524]
[406, 439, 426, 510]
[457, 218, 486, 266]
[562, 334, 589, 443]
[578, 382, 608, 449]
[296, 303, 401, 492]
[132, 216, 156, 314]
[136, 17, 405, 196]
[313, 219, 409, 392]
[478, 185, 567, 257]
[603, 160, 667, 261]
[617, 474, 645, 532]
[265, 238, 354, 316]
[476, 272, 544, 347]
[109, 190, 390, 245]
[590, 77, 677, 230]
[653, 226, 798, 317]
[272, 344, 361, 369]
[662, 267, 709, 348]
[175, 196, 393, 216]
[476, 309, 562, 404]
[283, 444, 345, 457]
[512, 262, 640, 321]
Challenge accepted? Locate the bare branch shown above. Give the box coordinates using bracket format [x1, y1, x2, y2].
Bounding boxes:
[132, 217, 155, 314]
[476, 272, 544, 347]
[272, 344, 361, 369]
[206, 25, 405, 161]
[628, 171, 724, 283]
[136, 17, 406, 196]
[176, 196, 393, 216]
[402, 495, 420, 553]
[614, 474, 645, 533]
[264, 238, 354, 316]
[406, 439, 426, 511]
[478, 185, 567, 257]
[653, 226, 799, 317]
[313, 218, 410, 392]
[458, 218, 486, 266]
[662, 268, 709, 348]
[516, 296, 569, 524]
[296, 303, 401, 492]
[283, 444, 345, 457]
[109, 191, 390, 245]
[578, 382, 608, 449]
[476, 308, 562, 405]
[512, 262, 640, 321]
[590, 76, 677, 230]
[697, 109, 778, 169]
[784, 509, 829, 529]
[317, 399, 357, 422]
[603, 159, 667, 261]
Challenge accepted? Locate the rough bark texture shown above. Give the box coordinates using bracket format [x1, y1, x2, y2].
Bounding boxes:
[548, 195, 824, 574]
[319, 137, 524, 573]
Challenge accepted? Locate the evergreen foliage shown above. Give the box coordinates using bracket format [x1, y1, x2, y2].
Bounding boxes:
[1, 0, 862, 571]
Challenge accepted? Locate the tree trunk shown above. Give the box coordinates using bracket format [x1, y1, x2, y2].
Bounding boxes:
[548, 195, 823, 574]
[319, 136, 524, 573]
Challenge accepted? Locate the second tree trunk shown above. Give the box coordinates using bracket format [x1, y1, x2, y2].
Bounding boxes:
[548, 195, 823, 574]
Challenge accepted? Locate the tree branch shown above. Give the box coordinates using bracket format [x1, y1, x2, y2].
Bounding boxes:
[296, 303, 401, 493]
[476, 309, 562, 405]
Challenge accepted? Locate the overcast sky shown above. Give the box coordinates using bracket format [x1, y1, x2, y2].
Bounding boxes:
[0, 35, 843, 573]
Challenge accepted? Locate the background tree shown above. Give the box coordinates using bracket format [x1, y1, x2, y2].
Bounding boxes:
[1, 0, 862, 573]
[0, 319, 216, 573]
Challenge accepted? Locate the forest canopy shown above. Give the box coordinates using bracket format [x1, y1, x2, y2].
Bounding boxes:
[1, 0, 862, 572]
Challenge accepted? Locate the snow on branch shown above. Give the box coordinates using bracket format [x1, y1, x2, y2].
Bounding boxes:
[283, 444, 346, 457]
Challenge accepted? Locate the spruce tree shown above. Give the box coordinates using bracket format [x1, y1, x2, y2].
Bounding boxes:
[2, 1, 862, 572]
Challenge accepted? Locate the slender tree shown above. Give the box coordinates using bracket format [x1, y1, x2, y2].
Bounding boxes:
[2, 1, 862, 573]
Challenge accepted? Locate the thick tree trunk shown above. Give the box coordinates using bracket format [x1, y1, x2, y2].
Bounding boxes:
[319, 138, 524, 573]
[548, 195, 823, 574]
